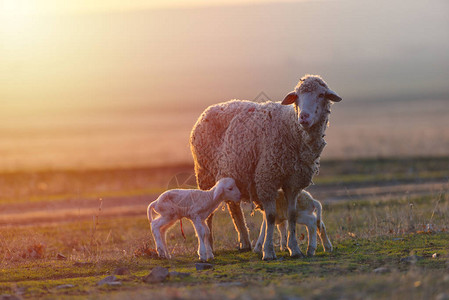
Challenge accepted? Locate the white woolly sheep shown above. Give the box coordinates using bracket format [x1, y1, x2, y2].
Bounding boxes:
[147, 177, 241, 261]
[190, 74, 341, 260]
[254, 190, 333, 256]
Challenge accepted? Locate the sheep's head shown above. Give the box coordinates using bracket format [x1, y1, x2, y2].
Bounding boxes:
[281, 75, 341, 129]
[213, 177, 241, 203]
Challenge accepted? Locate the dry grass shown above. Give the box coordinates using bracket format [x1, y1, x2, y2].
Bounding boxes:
[0, 157, 448, 298]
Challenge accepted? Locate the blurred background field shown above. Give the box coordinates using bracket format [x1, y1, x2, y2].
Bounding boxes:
[1, 0, 449, 171]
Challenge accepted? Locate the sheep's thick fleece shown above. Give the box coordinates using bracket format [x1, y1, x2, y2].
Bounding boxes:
[191, 100, 326, 206]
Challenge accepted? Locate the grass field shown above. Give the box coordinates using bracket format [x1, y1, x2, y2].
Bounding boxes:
[0, 157, 448, 299]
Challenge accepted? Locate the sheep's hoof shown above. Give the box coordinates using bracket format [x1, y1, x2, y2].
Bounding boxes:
[290, 253, 305, 259]
[262, 251, 277, 261]
[253, 245, 262, 254]
[289, 249, 305, 259]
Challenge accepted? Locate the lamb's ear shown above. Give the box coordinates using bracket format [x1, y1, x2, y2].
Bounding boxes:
[325, 89, 342, 102]
[281, 91, 298, 105]
[213, 183, 224, 201]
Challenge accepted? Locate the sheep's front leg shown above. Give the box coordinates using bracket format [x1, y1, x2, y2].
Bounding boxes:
[192, 218, 208, 261]
[277, 221, 288, 252]
[318, 221, 333, 252]
[284, 189, 304, 258]
[262, 201, 277, 261]
[254, 218, 266, 254]
[227, 201, 251, 251]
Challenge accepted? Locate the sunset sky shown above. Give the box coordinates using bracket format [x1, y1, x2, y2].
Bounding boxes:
[1, 0, 448, 170]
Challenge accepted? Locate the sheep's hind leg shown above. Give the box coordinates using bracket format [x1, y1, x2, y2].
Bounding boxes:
[254, 218, 266, 254]
[227, 201, 251, 251]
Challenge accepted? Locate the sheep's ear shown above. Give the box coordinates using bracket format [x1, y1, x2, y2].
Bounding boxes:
[213, 184, 224, 201]
[281, 91, 298, 105]
[325, 89, 342, 102]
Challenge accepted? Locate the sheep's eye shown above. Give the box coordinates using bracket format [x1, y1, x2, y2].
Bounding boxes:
[228, 187, 233, 191]
[318, 93, 325, 98]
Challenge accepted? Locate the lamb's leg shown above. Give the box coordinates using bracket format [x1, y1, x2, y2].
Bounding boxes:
[318, 221, 333, 252]
[301, 214, 317, 257]
[227, 201, 251, 251]
[277, 221, 288, 252]
[283, 188, 304, 258]
[192, 218, 208, 262]
[262, 201, 277, 261]
[206, 213, 214, 251]
[151, 216, 172, 259]
[202, 220, 214, 260]
[160, 219, 177, 259]
[254, 218, 266, 254]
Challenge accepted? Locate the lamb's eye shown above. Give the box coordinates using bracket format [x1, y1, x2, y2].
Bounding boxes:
[228, 187, 233, 191]
[318, 93, 324, 98]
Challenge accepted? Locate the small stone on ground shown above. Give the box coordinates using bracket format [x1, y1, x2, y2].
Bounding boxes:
[195, 263, 214, 271]
[98, 275, 119, 286]
[143, 266, 169, 283]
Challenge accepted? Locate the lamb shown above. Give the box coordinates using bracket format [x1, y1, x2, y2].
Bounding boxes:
[147, 177, 241, 261]
[254, 190, 333, 257]
[190, 74, 341, 260]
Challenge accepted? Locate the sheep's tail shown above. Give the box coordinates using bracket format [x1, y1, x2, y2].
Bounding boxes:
[147, 201, 156, 223]
[314, 199, 323, 231]
[179, 219, 187, 241]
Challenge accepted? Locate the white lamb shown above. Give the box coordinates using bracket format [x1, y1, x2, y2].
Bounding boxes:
[190, 74, 341, 260]
[254, 190, 333, 257]
[147, 177, 241, 261]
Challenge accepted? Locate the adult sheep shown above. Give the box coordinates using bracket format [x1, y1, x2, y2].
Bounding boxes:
[190, 75, 341, 260]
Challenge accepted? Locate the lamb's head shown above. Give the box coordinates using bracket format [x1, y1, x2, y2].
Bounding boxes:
[213, 178, 241, 203]
[281, 75, 342, 129]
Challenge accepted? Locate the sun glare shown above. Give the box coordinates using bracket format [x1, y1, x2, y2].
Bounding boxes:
[0, 0, 36, 32]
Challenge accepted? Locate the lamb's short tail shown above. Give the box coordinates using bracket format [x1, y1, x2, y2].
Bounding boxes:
[313, 199, 323, 231]
[147, 201, 156, 223]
